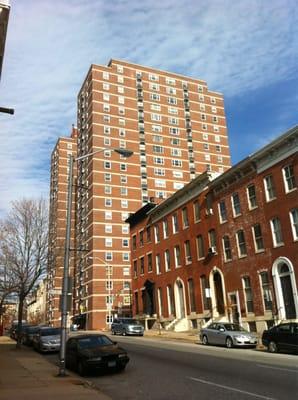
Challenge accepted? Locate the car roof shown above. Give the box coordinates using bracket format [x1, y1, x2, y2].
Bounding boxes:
[69, 334, 108, 340]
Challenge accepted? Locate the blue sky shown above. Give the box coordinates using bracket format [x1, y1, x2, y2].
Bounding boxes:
[0, 0, 297, 217]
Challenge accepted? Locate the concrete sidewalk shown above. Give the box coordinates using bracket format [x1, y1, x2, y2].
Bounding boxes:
[0, 336, 110, 400]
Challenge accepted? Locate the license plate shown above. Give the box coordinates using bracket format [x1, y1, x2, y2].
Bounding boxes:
[108, 361, 116, 367]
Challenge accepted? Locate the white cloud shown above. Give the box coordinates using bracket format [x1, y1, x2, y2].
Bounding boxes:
[0, 0, 297, 216]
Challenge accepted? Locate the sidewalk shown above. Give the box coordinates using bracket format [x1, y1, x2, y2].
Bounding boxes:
[0, 336, 110, 400]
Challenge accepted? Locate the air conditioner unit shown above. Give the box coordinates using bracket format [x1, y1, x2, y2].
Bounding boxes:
[208, 246, 216, 254]
[206, 208, 213, 216]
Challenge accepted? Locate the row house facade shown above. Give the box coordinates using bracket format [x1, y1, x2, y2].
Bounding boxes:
[127, 126, 298, 333]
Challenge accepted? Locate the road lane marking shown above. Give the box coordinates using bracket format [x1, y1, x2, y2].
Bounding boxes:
[188, 376, 276, 400]
[256, 364, 298, 373]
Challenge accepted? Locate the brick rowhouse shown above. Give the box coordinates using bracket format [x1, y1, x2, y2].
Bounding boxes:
[127, 126, 298, 334]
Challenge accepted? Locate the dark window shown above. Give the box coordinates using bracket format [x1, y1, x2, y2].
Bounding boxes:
[232, 192, 241, 216]
[139, 230, 144, 246]
[193, 200, 201, 222]
[253, 224, 264, 251]
[196, 235, 205, 258]
[201, 275, 211, 310]
[237, 229, 247, 256]
[184, 240, 192, 263]
[146, 226, 151, 242]
[243, 276, 254, 313]
[132, 235, 137, 250]
[140, 257, 144, 275]
[219, 201, 227, 222]
[147, 253, 152, 272]
[222, 235, 232, 261]
[247, 184, 257, 209]
[182, 207, 189, 228]
[260, 271, 272, 311]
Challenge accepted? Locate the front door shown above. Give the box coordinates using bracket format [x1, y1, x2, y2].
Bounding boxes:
[214, 272, 225, 315]
[178, 281, 185, 318]
[279, 264, 296, 319]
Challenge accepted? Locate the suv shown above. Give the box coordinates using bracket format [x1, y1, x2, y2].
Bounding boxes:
[32, 327, 61, 353]
[111, 318, 144, 336]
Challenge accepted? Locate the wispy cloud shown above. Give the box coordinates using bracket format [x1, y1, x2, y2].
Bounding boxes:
[0, 0, 297, 216]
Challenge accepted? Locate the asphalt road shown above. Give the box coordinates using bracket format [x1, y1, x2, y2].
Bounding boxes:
[89, 336, 297, 400]
[47, 336, 298, 400]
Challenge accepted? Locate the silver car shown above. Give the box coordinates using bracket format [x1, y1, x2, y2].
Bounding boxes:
[32, 327, 61, 352]
[200, 322, 258, 348]
[111, 318, 144, 336]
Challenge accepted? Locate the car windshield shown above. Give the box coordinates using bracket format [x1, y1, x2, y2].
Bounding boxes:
[78, 335, 113, 349]
[121, 319, 141, 325]
[40, 328, 61, 336]
[223, 324, 246, 332]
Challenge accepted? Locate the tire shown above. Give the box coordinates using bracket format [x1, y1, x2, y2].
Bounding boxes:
[226, 337, 233, 348]
[111, 329, 116, 335]
[202, 335, 208, 345]
[268, 341, 278, 353]
[118, 365, 126, 372]
[77, 361, 87, 376]
[122, 329, 127, 336]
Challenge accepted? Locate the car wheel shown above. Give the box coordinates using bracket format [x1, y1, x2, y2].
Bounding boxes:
[111, 329, 116, 335]
[268, 341, 278, 353]
[122, 329, 127, 336]
[118, 365, 126, 372]
[226, 337, 233, 348]
[77, 361, 87, 376]
[202, 335, 208, 345]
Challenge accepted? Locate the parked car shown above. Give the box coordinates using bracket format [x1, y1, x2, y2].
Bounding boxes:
[32, 327, 61, 353]
[9, 321, 29, 340]
[262, 322, 298, 354]
[111, 318, 144, 336]
[20, 325, 40, 346]
[200, 322, 258, 348]
[65, 334, 129, 376]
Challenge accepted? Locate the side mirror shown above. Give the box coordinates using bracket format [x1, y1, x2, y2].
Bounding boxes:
[219, 328, 225, 332]
[113, 341, 117, 345]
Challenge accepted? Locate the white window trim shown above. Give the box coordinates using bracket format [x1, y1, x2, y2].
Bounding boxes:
[289, 208, 298, 241]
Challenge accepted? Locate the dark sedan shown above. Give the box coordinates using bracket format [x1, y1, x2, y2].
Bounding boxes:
[66, 334, 129, 376]
[262, 322, 298, 354]
[20, 325, 40, 346]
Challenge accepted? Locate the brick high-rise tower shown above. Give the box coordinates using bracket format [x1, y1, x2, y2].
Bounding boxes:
[47, 127, 77, 326]
[51, 59, 231, 330]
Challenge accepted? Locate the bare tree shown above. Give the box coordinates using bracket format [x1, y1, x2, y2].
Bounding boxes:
[0, 265, 17, 333]
[0, 198, 48, 347]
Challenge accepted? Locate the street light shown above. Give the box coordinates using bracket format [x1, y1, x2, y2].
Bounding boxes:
[58, 147, 133, 377]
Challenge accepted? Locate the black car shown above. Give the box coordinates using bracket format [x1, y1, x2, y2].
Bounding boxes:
[262, 322, 298, 354]
[65, 334, 129, 376]
[20, 325, 40, 346]
[10, 322, 30, 341]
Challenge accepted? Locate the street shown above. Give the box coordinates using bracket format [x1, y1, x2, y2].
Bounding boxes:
[48, 336, 298, 400]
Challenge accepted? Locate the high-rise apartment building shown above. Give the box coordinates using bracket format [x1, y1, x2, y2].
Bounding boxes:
[47, 127, 77, 326]
[49, 59, 231, 330]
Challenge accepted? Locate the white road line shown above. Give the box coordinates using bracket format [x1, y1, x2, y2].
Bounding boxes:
[256, 364, 298, 373]
[188, 376, 276, 400]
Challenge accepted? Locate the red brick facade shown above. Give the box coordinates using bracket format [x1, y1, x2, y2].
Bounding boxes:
[127, 126, 298, 333]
